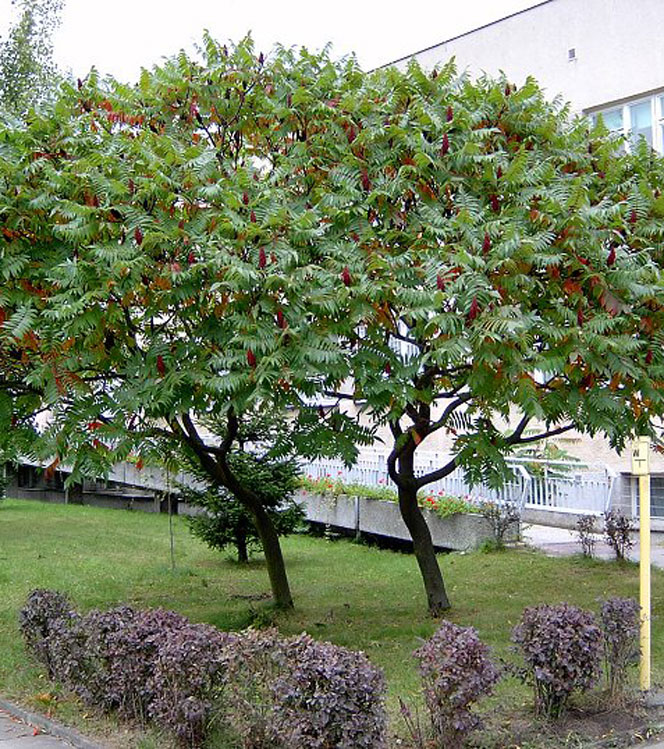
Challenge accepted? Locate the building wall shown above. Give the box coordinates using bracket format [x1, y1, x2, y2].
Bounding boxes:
[392, 0, 664, 114]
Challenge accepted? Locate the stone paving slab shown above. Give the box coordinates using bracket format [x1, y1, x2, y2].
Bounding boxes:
[523, 525, 664, 568]
[0, 709, 72, 747]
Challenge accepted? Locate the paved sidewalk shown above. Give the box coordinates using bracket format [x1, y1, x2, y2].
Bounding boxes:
[0, 708, 72, 747]
[523, 524, 664, 568]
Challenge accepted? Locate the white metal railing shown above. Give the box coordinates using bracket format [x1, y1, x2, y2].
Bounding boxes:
[301, 451, 614, 514]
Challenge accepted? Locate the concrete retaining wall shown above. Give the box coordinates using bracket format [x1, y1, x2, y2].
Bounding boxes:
[298, 492, 515, 551]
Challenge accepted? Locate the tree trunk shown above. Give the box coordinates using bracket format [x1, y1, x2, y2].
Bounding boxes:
[236, 527, 249, 563]
[244, 499, 293, 608]
[398, 484, 451, 614]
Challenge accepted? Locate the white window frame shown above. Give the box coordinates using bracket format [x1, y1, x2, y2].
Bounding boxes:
[591, 91, 664, 155]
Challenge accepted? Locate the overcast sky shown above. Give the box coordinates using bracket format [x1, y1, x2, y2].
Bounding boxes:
[0, 0, 540, 82]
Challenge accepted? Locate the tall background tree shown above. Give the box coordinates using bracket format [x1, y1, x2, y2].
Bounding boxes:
[0, 0, 64, 115]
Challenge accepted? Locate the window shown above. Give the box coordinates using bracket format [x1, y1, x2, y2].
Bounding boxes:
[599, 108, 623, 132]
[591, 92, 664, 154]
[629, 101, 652, 148]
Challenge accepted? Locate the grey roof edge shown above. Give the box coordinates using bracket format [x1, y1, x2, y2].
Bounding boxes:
[376, 0, 556, 70]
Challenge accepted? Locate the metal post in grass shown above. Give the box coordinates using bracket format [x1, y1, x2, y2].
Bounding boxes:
[631, 436, 651, 692]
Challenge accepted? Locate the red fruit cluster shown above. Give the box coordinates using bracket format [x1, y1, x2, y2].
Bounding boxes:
[482, 233, 491, 254]
[242, 191, 249, 205]
[258, 248, 267, 269]
[156, 355, 166, 376]
[440, 133, 450, 156]
[276, 308, 287, 329]
[446, 105, 453, 122]
[247, 350, 256, 368]
[341, 267, 352, 287]
[468, 297, 479, 321]
[134, 227, 143, 245]
[607, 247, 616, 266]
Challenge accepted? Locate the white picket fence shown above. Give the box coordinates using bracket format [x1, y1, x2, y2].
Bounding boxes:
[302, 452, 616, 515]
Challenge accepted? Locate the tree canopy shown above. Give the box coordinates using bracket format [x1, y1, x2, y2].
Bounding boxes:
[0, 0, 64, 115]
[2, 37, 664, 613]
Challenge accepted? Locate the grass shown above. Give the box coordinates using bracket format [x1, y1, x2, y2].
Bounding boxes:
[1, 497, 663, 747]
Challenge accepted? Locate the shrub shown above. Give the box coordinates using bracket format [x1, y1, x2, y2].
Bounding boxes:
[18, 589, 77, 676]
[512, 603, 603, 718]
[575, 515, 597, 558]
[604, 510, 634, 561]
[413, 620, 499, 748]
[223, 628, 388, 749]
[272, 634, 388, 748]
[477, 500, 520, 548]
[75, 605, 138, 708]
[82, 606, 189, 720]
[223, 627, 290, 746]
[148, 623, 238, 746]
[600, 597, 640, 700]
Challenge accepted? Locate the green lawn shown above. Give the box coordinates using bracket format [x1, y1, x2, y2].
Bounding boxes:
[1, 497, 662, 747]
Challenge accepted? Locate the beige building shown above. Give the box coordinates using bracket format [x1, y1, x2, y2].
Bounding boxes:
[386, 0, 664, 154]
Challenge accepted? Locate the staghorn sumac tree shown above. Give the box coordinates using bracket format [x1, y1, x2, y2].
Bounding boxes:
[0, 37, 371, 608]
[3, 41, 664, 616]
[309, 62, 664, 613]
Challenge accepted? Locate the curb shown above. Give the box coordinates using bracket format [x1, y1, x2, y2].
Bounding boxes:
[0, 697, 104, 749]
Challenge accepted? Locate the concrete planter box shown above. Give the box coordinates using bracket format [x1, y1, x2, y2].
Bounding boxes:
[297, 492, 512, 551]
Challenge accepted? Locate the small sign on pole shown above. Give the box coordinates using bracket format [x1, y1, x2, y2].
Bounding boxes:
[631, 436, 651, 692]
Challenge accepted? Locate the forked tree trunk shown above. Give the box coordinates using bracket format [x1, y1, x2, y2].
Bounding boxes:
[398, 484, 451, 615]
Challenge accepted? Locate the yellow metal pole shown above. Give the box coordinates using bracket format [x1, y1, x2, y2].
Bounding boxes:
[639, 470, 651, 692]
[632, 436, 651, 692]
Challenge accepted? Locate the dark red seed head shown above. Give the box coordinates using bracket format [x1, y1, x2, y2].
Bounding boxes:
[630, 209, 637, 224]
[436, 274, 445, 291]
[341, 266, 352, 287]
[258, 247, 267, 269]
[607, 247, 616, 266]
[134, 227, 143, 245]
[347, 125, 356, 143]
[496, 166, 502, 180]
[384, 362, 391, 374]
[482, 233, 491, 254]
[577, 307, 584, 327]
[250, 210, 257, 223]
[361, 169, 371, 191]
[490, 194, 500, 212]
[440, 133, 450, 156]
[468, 297, 479, 321]
[446, 105, 453, 122]
[128, 178, 135, 194]
[276, 308, 286, 328]
[187, 251, 196, 265]
[156, 355, 165, 376]
[247, 350, 256, 368]
[505, 83, 512, 96]
[646, 350, 654, 365]
[242, 191, 249, 205]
